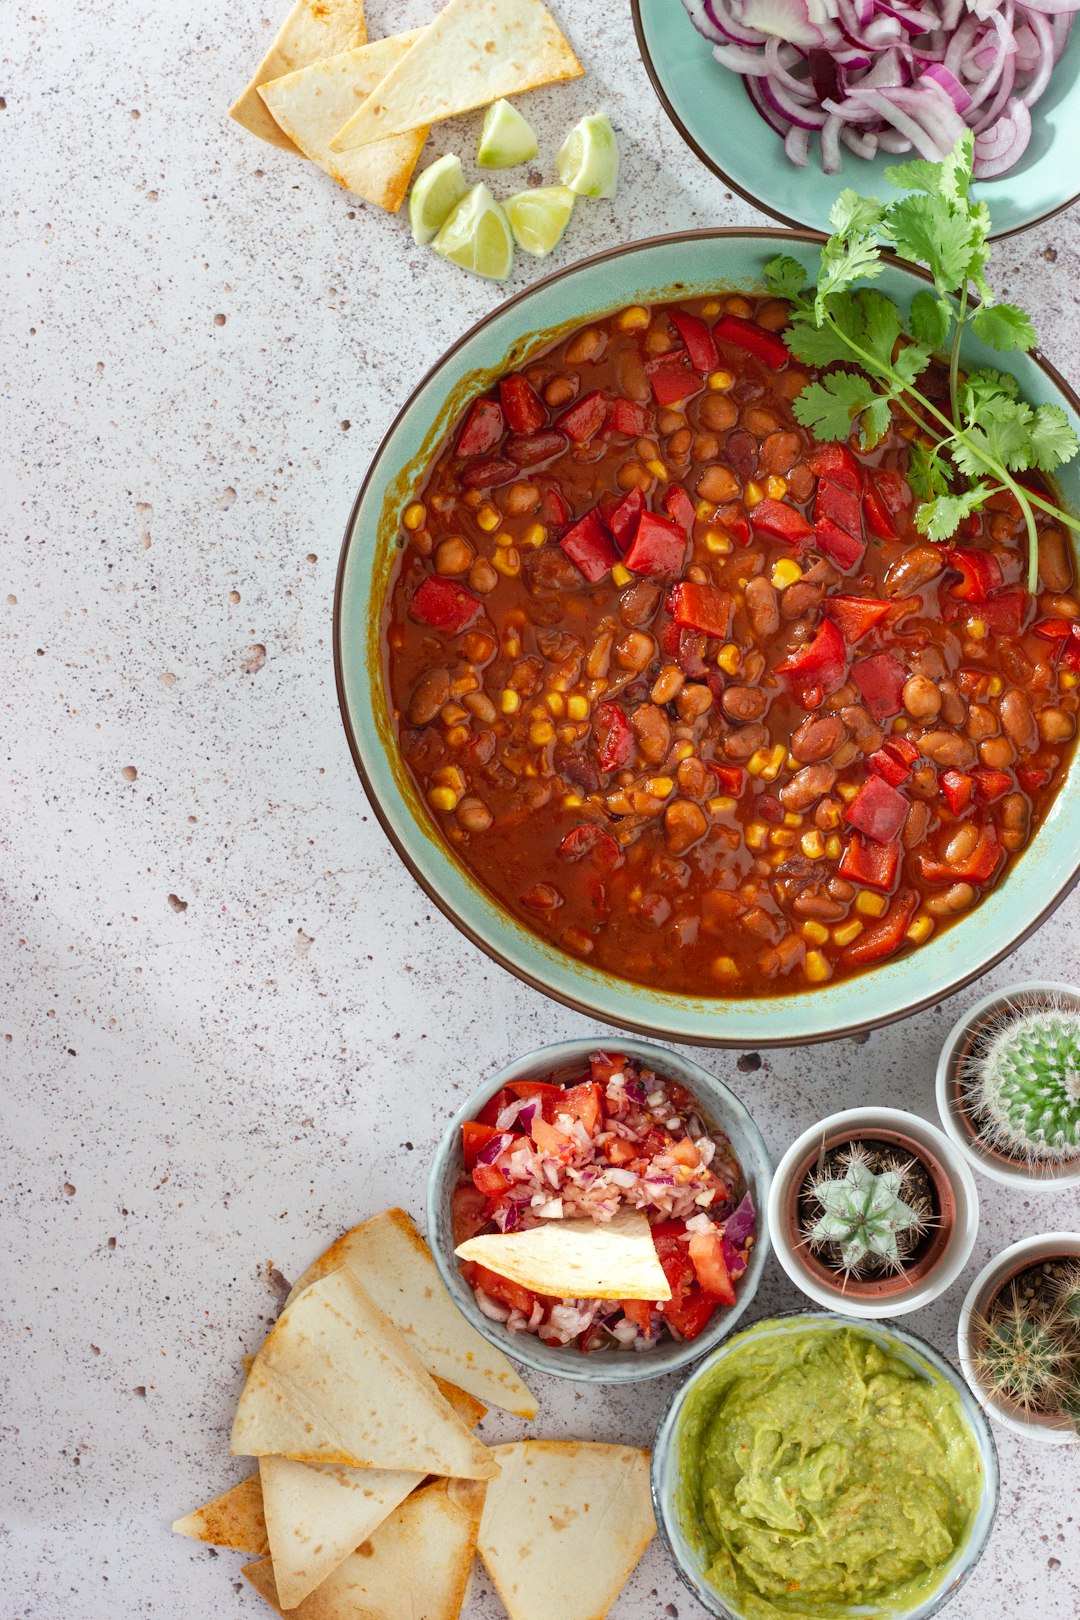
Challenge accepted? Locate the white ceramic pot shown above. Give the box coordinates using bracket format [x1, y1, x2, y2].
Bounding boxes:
[768, 1106, 980, 1319]
[958, 1233, 1080, 1445]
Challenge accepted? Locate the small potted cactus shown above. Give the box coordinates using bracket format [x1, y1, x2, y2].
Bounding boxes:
[958, 1233, 1080, 1443]
[768, 1106, 979, 1318]
[936, 982, 1080, 1189]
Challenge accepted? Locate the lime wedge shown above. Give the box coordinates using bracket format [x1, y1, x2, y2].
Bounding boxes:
[433, 184, 514, 281]
[506, 185, 576, 257]
[477, 99, 538, 168]
[409, 153, 468, 246]
[556, 113, 620, 199]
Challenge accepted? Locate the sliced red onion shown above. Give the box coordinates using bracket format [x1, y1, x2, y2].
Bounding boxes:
[760, 74, 830, 125]
[680, 0, 730, 42]
[494, 1200, 521, 1233]
[477, 1130, 513, 1165]
[474, 1288, 511, 1323]
[1018, 7, 1056, 100]
[973, 94, 1033, 174]
[1022, 0, 1080, 13]
[923, 60, 973, 108]
[725, 1190, 757, 1246]
[722, 1236, 749, 1278]
[738, 0, 836, 46]
[785, 123, 812, 162]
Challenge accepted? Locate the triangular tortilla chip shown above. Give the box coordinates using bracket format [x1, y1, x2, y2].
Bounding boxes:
[243, 1476, 486, 1619]
[172, 1473, 268, 1555]
[258, 33, 428, 211]
[433, 1378, 487, 1429]
[328, 0, 582, 152]
[478, 1442, 655, 1620]
[230, 1268, 497, 1480]
[230, 0, 368, 151]
[455, 1207, 671, 1301]
[288, 1210, 536, 1419]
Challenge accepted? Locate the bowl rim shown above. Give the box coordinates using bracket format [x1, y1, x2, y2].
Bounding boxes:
[629, 0, 1080, 244]
[423, 1034, 772, 1384]
[651, 1308, 1001, 1620]
[333, 225, 1080, 1048]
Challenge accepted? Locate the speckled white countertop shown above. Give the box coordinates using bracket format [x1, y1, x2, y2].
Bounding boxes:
[4, 1, 1080, 1615]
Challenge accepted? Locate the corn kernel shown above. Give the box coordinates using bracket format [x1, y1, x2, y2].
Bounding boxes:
[892, 717, 909, 733]
[708, 795, 736, 816]
[745, 822, 768, 850]
[771, 558, 803, 590]
[503, 633, 522, 658]
[529, 720, 555, 746]
[493, 546, 521, 577]
[499, 688, 520, 714]
[696, 499, 716, 521]
[494, 529, 515, 548]
[786, 752, 800, 771]
[611, 562, 633, 587]
[647, 459, 667, 481]
[476, 504, 500, 532]
[705, 528, 733, 555]
[403, 502, 426, 531]
[440, 701, 468, 725]
[744, 480, 765, 508]
[618, 305, 650, 330]
[837, 781, 860, 802]
[522, 522, 546, 548]
[761, 743, 787, 782]
[645, 776, 675, 798]
[906, 914, 935, 945]
[783, 811, 803, 828]
[702, 299, 721, 316]
[1063, 671, 1079, 690]
[557, 725, 578, 745]
[855, 890, 888, 917]
[968, 618, 987, 640]
[433, 765, 465, 791]
[556, 795, 582, 816]
[445, 724, 470, 748]
[804, 950, 833, 984]
[428, 786, 459, 812]
[543, 691, 565, 718]
[769, 827, 796, 847]
[801, 829, 825, 859]
[817, 800, 841, 830]
[825, 834, 842, 860]
[529, 702, 547, 720]
[746, 749, 769, 777]
[708, 369, 735, 391]
[712, 955, 740, 980]
[802, 920, 829, 946]
[717, 643, 741, 676]
[566, 694, 589, 721]
[832, 919, 864, 947]
[674, 741, 695, 761]
[765, 476, 788, 500]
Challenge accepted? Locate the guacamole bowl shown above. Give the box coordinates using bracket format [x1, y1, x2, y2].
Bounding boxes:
[426, 1037, 771, 1384]
[652, 1312, 999, 1620]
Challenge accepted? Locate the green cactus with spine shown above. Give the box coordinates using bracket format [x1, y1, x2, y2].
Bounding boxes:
[963, 1001, 1080, 1166]
[803, 1145, 930, 1280]
[972, 1266, 1080, 1432]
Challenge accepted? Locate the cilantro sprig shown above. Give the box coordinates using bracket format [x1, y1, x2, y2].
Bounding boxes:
[765, 131, 1079, 593]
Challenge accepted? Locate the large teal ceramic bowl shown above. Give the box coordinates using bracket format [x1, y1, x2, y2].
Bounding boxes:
[633, 0, 1080, 239]
[333, 228, 1080, 1047]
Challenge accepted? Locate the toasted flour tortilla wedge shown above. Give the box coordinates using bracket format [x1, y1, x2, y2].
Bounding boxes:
[172, 1473, 268, 1555]
[243, 1476, 486, 1619]
[258, 32, 428, 210]
[455, 1207, 671, 1301]
[478, 1442, 655, 1620]
[287, 1209, 536, 1418]
[328, 0, 582, 153]
[230, 0, 368, 151]
[230, 1268, 497, 1479]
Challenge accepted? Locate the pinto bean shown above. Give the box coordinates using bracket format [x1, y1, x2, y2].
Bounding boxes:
[697, 465, 740, 503]
[1038, 706, 1076, 743]
[667, 428, 693, 459]
[743, 407, 780, 437]
[918, 730, 976, 768]
[565, 327, 605, 364]
[1038, 528, 1072, 593]
[630, 702, 672, 764]
[903, 675, 942, 719]
[910, 646, 949, 681]
[614, 631, 656, 673]
[1044, 594, 1080, 620]
[902, 800, 930, 850]
[699, 393, 738, 432]
[407, 668, 451, 726]
[664, 799, 708, 854]
[965, 704, 998, 742]
[677, 683, 715, 721]
[786, 461, 815, 502]
[722, 685, 768, 722]
[927, 882, 976, 916]
[980, 736, 1015, 770]
[677, 757, 710, 797]
[724, 723, 770, 760]
[791, 713, 847, 763]
[780, 764, 837, 812]
[780, 581, 823, 620]
[585, 625, 616, 680]
[792, 889, 845, 921]
[760, 431, 801, 475]
[1001, 791, 1030, 852]
[884, 544, 945, 596]
[839, 704, 883, 754]
[456, 796, 493, 832]
[938, 680, 966, 726]
[651, 664, 685, 705]
[745, 575, 780, 639]
[544, 375, 575, 408]
[619, 580, 662, 628]
[693, 432, 720, 462]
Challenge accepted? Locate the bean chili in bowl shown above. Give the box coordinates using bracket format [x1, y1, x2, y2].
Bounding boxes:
[384, 290, 1079, 998]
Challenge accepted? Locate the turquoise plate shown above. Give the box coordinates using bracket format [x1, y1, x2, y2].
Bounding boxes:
[633, 0, 1080, 239]
[334, 229, 1080, 1047]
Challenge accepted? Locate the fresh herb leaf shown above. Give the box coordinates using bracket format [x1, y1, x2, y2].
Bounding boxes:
[884, 131, 973, 205]
[908, 441, 952, 502]
[1029, 405, 1080, 473]
[970, 302, 1037, 353]
[909, 289, 952, 351]
[815, 232, 883, 321]
[891, 341, 933, 389]
[792, 370, 885, 445]
[916, 483, 995, 542]
[881, 194, 973, 295]
[829, 189, 884, 239]
[763, 254, 807, 301]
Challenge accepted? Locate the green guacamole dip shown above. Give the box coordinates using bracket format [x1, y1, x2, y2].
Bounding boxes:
[676, 1323, 984, 1619]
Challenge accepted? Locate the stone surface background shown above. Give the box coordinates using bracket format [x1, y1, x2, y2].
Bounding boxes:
[3, 1, 1080, 1615]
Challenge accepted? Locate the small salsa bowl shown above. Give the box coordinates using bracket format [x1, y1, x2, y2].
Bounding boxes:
[425, 1036, 771, 1384]
[652, 1311, 999, 1619]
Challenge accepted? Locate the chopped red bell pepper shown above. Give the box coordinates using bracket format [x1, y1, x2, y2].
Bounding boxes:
[409, 575, 482, 633]
[1034, 617, 1076, 643]
[852, 653, 907, 720]
[623, 510, 689, 579]
[647, 356, 701, 405]
[712, 502, 751, 547]
[605, 397, 651, 437]
[940, 769, 974, 814]
[838, 832, 901, 893]
[661, 484, 697, 536]
[539, 486, 570, 531]
[808, 443, 860, 488]
[456, 396, 505, 457]
[814, 515, 866, 572]
[842, 889, 918, 965]
[558, 389, 608, 445]
[499, 374, 546, 435]
[973, 766, 1013, 802]
[713, 765, 746, 795]
[594, 701, 633, 771]
[1018, 766, 1052, 793]
[560, 509, 619, 582]
[815, 477, 862, 540]
[868, 744, 912, 788]
[863, 483, 899, 540]
[713, 313, 790, 369]
[668, 581, 733, 638]
[845, 774, 909, 844]
[946, 547, 1003, 602]
[825, 595, 891, 643]
[601, 486, 646, 550]
[557, 824, 622, 870]
[462, 1121, 502, 1169]
[505, 429, 568, 466]
[669, 309, 719, 374]
[460, 457, 518, 489]
[676, 628, 709, 677]
[873, 468, 911, 514]
[752, 498, 814, 546]
[982, 588, 1029, 636]
[920, 826, 1003, 884]
[777, 617, 848, 697]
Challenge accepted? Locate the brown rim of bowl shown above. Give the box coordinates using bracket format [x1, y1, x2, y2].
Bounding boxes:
[332, 225, 1080, 1049]
[782, 1125, 956, 1298]
[967, 1247, 1080, 1431]
[628, 0, 1080, 244]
